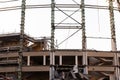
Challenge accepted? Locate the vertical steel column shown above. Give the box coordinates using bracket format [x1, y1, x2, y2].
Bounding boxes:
[50, 0, 55, 80]
[108, 0, 119, 80]
[81, 0, 88, 74]
[18, 0, 26, 80]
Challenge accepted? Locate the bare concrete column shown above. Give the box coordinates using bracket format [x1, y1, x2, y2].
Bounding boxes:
[83, 52, 88, 74]
[27, 56, 30, 66]
[43, 55, 46, 65]
[53, 54, 55, 65]
[59, 55, 62, 65]
[109, 74, 115, 80]
[75, 56, 78, 65]
[108, 0, 119, 79]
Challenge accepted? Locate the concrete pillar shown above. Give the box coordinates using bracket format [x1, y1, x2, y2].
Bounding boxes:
[83, 52, 88, 74]
[50, 52, 55, 65]
[27, 56, 30, 66]
[75, 56, 78, 65]
[109, 74, 115, 80]
[43, 55, 46, 65]
[59, 55, 62, 65]
[53, 54, 55, 65]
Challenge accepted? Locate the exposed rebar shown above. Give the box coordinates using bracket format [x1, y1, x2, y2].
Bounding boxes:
[81, 0, 86, 50]
[50, 0, 55, 80]
[109, 0, 117, 51]
[109, 0, 119, 80]
[117, 0, 120, 12]
[81, 0, 88, 75]
[18, 0, 26, 80]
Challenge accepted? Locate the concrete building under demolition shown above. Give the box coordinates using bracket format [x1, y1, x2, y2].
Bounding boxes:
[0, 33, 120, 80]
[0, 33, 50, 80]
[0, 0, 120, 80]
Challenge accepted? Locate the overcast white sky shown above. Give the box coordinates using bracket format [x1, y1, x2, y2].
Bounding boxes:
[0, 0, 120, 50]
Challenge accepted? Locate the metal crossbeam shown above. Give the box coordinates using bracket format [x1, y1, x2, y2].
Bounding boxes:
[0, 4, 119, 12]
[55, 26, 82, 29]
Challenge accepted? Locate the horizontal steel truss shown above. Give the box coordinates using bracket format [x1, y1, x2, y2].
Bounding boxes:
[0, 4, 119, 12]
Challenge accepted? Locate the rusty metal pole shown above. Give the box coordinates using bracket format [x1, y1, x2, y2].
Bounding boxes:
[50, 0, 55, 80]
[81, 0, 88, 74]
[108, 0, 119, 80]
[18, 0, 26, 80]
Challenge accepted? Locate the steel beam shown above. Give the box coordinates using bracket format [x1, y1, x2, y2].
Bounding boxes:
[55, 26, 82, 29]
[0, 4, 119, 12]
